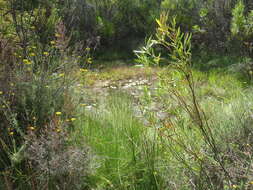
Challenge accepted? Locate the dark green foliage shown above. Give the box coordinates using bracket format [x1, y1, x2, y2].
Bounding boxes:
[59, 0, 97, 42]
[4, 0, 253, 57]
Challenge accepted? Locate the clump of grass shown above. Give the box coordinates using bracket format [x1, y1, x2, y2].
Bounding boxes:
[72, 92, 167, 189]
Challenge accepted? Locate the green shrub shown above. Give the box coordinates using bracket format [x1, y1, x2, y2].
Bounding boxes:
[135, 12, 253, 189]
[0, 22, 93, 188]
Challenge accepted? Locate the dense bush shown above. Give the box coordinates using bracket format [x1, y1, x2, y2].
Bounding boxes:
[0, 10, 93, 187]
[134, 12, 253, 189]
[2, 0, 253, 56]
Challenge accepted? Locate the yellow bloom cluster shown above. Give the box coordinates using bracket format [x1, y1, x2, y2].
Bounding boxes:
[87, 58, 92, 64]
[8, 127, 14, 136]
[56, 128, 61, 133]
[43, 52, 49, 56]
[56, 112, 62, 115]
[80, 68, 88, 72]
[29, 52, 36, 57]
[28, 126, 36, 131]
[66, 118, 77, 122]
[23, 59, 32, 65]
[9, 131, 14, 136]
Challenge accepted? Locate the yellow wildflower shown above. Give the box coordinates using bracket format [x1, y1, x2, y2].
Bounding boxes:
[55, 33, 61, 37]
[30, 26, 35, 30]
[28, 126, 35, 131]
[55, 112, 62, 115]
[50, 41, 56, 45]
[232, 185, 237, 188]
[43, 52, 49, 56]
[29, 52, 36, 57]
[81, 103, 86, 106]
[87, 58, 92, 64]
[23, 59, 32, 65]
[80, 68, 88, 72]
[56, 128, 61, 133]
[59, 73, 65, 77]
[71, 118, 76, 121]
[9, 132, 14, 136]
[0, 91, 3, 95]
[250, 181, 253, 185]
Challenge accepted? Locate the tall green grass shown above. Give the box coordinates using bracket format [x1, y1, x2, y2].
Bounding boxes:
[72, 92, 167, 190]
[71, 70, 253, 190]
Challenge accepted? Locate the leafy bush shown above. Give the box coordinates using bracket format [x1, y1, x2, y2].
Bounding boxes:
[0, 19, 93, 188]
[135, 12, 253, 189]
[230, 0, 253, 56]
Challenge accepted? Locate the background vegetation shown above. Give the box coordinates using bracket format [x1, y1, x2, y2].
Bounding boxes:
[1, 0, 253, 189]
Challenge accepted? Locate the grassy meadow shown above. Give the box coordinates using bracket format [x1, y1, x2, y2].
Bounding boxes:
[68, 59, 253, 190]
[1, 0, 253, 189]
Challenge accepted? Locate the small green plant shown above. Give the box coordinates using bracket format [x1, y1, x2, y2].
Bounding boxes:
[230, 0, 253, 38]
[135, 12, 253, 189]
[230, 0, 253, 55]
